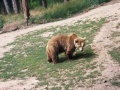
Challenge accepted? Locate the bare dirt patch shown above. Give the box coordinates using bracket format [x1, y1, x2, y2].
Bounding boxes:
[41, 31, 53, 37]
[0, 77, 39, 90]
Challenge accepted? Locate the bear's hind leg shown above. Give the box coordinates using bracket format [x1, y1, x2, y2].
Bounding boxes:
[48, 57, 52, 63]
[47, 52, 52, 63]
[52, 54, 59, 64]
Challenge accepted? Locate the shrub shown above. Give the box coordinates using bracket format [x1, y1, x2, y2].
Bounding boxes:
[29, 0, 63, 9]
[0, 15, 4, 30]
[42, 0, 111, 21]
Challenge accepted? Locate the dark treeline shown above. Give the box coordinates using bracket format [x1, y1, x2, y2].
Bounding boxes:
[0, 0, 69, 26]
[0, 0, 21, 14]
[0, 0, 110, 15]
[0, 0, 111, 26]
[0, 0, 68, 15]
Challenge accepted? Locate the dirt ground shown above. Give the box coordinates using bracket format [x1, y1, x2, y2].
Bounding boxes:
[0, 0, 120, 90]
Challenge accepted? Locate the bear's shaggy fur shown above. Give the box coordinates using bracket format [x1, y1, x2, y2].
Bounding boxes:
[46, 34, 85, 64]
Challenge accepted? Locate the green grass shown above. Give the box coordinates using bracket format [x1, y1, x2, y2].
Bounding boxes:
[116, 23, 120, 29]
[112, 82, 120, 87]
[110, 48, 120, 63]
[0, 18, 106, 89]
[110, 31, 120, 63]
[30, 0, 110, 23]
[29, 0, 63, 9]
[42, 0, 94, 20]
[1, 0, 110, 27]
[109, 30, 120, 87]
[111, 75, 120, 87]
[0, 15, 4, 30]
[2, 13, 24, 24]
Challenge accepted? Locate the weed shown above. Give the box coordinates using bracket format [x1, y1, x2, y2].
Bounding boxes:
[0, 15, 4, 30]
[111, 75, 120, 87]
[110, 48, 120, 63]
[112, 82, 120, 87]
[110, 31, 120, 63]
[116, 23, 120, 29]
[42, 0, 109, 21]
[51, 87, 61, 90]
[109, 30, 120, 87]
[111, 31, 120, 37]
[2, 0, 109, 25]
[31, 0, 109, 23]
[2, 13, 24, 24]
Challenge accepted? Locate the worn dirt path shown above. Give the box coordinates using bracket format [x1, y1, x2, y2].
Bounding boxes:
[0, 1, 120, 90]
[77, 13, 120, 90]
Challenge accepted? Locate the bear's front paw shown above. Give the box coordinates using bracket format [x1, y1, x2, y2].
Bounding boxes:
[53, 61, 58, 64]
[68, 56, 73, 60]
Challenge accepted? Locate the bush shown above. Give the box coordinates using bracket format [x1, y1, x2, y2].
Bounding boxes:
[42, 0, 111, 21]
[0, 15, 4, 30]
[29, 0, 63, 9]
[98, 0, 111, 4]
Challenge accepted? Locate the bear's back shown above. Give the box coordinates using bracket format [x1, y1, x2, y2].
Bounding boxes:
[48, 34, 69, 47]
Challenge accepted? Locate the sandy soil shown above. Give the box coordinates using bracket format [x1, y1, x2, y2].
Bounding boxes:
[0, 0, 120, 90]
[77, 13, 120, 90]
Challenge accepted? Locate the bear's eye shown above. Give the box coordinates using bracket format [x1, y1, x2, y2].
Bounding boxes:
[75, 40, 78, 43]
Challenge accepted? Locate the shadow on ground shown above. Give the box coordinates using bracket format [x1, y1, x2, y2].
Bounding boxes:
[58, 52, 95, 63]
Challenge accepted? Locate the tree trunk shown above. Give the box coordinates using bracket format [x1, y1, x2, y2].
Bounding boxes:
[64, 0, 69, 3]
[22, 0, 30, 26]
[12, 0, 18, 14]
[42, 0, 47, 8]
[3, 0, 10, 14]
[0, 0, 5, 14]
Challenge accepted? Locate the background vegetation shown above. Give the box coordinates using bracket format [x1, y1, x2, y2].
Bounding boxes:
[0, 15, 4, 30]
[29, 0, 63, 9]
[0, 0, 111, 31]
[30, 0, 111, 23]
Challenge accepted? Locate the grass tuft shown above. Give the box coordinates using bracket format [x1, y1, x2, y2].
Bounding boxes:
[111, 75, 120, 87]
[109, 30, 120, 87]
[30, 0, 110, 23]
[0, 15, 4, 30]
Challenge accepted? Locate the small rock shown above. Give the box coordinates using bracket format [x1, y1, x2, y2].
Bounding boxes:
[103, 80, 107, 83]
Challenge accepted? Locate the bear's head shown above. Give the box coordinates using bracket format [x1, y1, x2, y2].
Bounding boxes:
[74, 37, 86, 52]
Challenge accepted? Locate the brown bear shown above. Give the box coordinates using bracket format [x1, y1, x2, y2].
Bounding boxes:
[46, 33, 86, 64]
